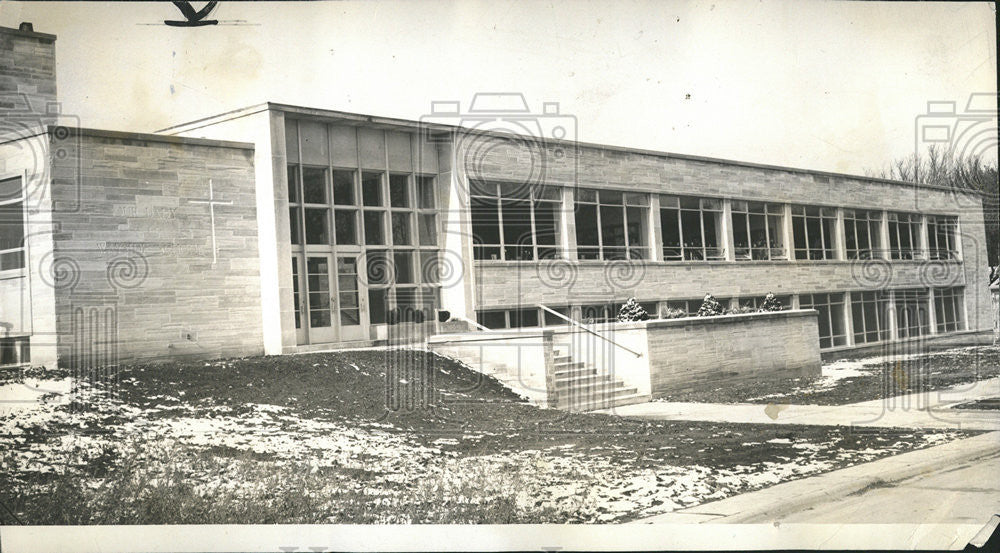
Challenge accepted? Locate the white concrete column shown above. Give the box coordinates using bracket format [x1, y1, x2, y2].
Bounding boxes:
[918, 214, 930, 260]
[783, 203, 795, 261]
[561, 186, 576, 260]
[835, 208, 847, 261]
[887, 291, 898, 340]
[843, 291, 855, 346]
[879, 210, 891, 260]
[722, 199, 735, 261]
[649, 194, 663, 262]
[927, 287, 938, 335]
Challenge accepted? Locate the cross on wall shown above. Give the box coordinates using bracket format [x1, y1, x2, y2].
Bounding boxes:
[187, 179, 233, 264]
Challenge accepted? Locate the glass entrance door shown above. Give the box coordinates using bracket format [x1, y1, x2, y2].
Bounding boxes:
[304, 255, 336, 343]
[336, 255, 367, 341]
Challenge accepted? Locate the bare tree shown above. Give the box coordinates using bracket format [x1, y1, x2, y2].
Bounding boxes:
[867, 145, 999, 269]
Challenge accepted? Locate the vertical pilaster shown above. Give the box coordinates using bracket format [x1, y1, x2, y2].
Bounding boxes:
[783, 203, 795, 260]
[835, 208, 847, 261]
[843, 291, 855, 346]
[562, 186, 576, 260]
[649, 194, 663, 262]
[722, 199, 735, 261]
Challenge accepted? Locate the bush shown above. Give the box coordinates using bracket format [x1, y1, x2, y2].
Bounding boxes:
[660, 307, 688, 319]
[616, 298, 650, 322]
[759, 292, 784, 312]
[696, 294, 725, 317]
[726, 305, 757, 315]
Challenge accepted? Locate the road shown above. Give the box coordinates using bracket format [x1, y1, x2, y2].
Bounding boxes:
[773, 451, 1000, 524]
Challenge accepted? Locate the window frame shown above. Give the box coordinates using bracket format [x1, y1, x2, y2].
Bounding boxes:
[731, 200, 786, 261]
[791, 205, 838, 260]
[887, 212, 924, 260]
[843, 209, 883, 260]
[800, 292, 848, 348]
[926, 215, 958, 261]
[659, 195, 725, 261]
[0, 175, 26, 273]
[470, 180, 563, 261]
[574, 188, 649, 261]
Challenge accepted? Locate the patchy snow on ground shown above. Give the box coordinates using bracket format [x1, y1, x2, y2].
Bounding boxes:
[0, 371, 965, 523]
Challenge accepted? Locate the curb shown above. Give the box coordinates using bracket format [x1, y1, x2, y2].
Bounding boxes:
[637, 430, 1000, 524]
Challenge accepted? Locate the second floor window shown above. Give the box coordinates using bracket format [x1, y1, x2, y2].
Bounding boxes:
[888, 212, 922, 260]
[792, 205, 837, 260]
[660, 195, 724, 261]
[926, 215, 958, 260]
[732, 200, 785, 261]
[844, 209, 882, 260]
[575, 189, 649, 260]
[471, 181, 561, 261]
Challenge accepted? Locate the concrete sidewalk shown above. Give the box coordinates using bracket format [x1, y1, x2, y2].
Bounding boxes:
[638, 431, 1000, 525]
[600, 377, 1000, 430]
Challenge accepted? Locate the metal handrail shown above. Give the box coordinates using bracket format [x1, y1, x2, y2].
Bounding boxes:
[538, 304, 643, 358]
[453, 316, 492, 332]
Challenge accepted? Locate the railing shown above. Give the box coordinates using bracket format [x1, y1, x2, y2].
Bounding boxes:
[453, 316, 492, 332]
[539, 304, 643, 358]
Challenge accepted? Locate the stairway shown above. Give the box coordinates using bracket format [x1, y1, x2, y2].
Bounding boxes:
[430, 339, 650, 412]
[550, 345, 650, 412]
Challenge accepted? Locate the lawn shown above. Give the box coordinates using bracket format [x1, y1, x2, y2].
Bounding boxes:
[0, 349, 977, 524]
[656, 345, 1000, 406]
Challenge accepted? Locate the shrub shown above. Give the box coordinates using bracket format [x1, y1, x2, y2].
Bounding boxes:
[660, 307, 688, 319]
[617, 298, 650, 322]
[726, 305, 757, 315]
[759, 292, 784, 312]
[696, 294, 725, 317]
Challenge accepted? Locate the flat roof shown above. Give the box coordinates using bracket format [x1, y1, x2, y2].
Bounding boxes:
[0, 125, 254, 151]
[159, 102, 981, 195]
[0, 25, 57, 42]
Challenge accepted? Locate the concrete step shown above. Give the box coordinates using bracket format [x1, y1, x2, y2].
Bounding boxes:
[554, 374, 607, 387]
[554, 355, 573, 364]
[553, 367, 597, 379]
[561, 393, 652, 412]
[557, 378, 635, 395]
[553, 360, 585, 371]
[557, 384, 639, 405]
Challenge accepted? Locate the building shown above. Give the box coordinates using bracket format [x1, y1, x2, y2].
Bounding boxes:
[1, 24, 992, 370]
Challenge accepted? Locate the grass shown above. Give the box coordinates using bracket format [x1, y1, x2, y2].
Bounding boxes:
[0, 349, 982, 524]
[656, 345, 1000, 406]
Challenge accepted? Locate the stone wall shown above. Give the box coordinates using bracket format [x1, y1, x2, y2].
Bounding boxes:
[458, 132, 993, 336]
[644, 310, 821, 395]
[0, 25, 58, 129]
[45, 128, 263, 366]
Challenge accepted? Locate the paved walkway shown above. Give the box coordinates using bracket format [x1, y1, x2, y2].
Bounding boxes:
[639, 431, 1000, 525]
[601, 377, 1000, 430]
[625, 374, 1000, 541]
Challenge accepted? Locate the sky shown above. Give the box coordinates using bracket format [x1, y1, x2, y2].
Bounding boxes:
[1, 0, 996, 177]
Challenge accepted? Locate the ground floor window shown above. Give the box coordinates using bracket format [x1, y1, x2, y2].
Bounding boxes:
[665, 297, 732, 317]
[737, 294, 791, 311]
[894, 288, 930, 339]
[476, 308, 540, 329]
[0, 336, 29, 366]
[542, 306, 571, 326]
[934, 287, 965, 333]
[851, 290, 890, 344]
[800, 293, 847, 348]
[0, 176, 25, 272]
